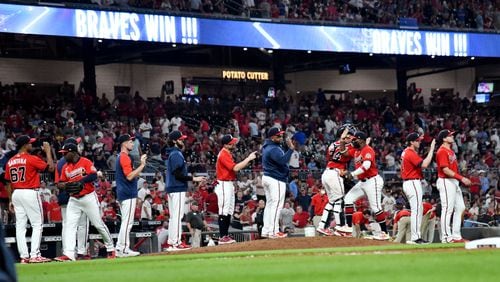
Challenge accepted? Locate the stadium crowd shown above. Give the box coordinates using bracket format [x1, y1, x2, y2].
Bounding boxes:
[0, 80, 498, 244]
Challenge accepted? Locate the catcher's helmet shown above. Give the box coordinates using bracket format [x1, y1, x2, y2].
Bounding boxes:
[336, 124, 357, 138]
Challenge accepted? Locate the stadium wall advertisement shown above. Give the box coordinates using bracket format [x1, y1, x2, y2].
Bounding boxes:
[1, 3, 500, 57]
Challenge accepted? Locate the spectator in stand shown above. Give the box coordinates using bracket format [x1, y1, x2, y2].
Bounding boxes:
[292, 205, 309, 231]
[47, 195, 62, 223]
[138, 181, 151, 202]
[280, 201, 295, 233]
[310, 188, 328, 230]
[141, 195, 153, 221]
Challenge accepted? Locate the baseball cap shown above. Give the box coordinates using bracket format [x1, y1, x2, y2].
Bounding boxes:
[437, 129, 455, 141]
[117, 134, 135, 145]
[406, 132, 424, 142]
[353, 131, 367, 140]
[221, 134, 238, 145]
[191, 201, 199, 206]
[64, 137, 82, 145]
[16, 135, 36, 148]
[58, 143, 78, 153]
[169, 130, 187, 141]
[267, 127, 285, 138]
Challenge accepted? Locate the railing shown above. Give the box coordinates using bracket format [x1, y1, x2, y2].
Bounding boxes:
[7, 0, 499, 33]
[40, 167, 499, 185]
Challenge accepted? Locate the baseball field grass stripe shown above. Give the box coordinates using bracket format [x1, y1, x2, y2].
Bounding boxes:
[18, 244, 499, 282]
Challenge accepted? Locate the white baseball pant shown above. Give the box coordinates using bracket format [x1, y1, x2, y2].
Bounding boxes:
[11, 189, 43, 259]
[436, 178, 465, 242]
[319, 169, 345, 229]
[215, 181, 235, 216]
[61, 206, 89, 255]
[116, 198, 137, 253]
[402, 179, 423, 241]
[261, 175, 286, 237]
[63, 192, 114, 260]
[344, 175, 384, 214]
[167, 192, 186, 246]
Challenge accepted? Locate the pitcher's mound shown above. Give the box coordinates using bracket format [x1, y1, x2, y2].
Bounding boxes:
[168, 236, 394, 255]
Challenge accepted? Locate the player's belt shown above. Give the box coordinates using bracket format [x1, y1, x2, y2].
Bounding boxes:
[402, 178, 421, 181]
[217, 180, 236, 182]
[359, 175, 377, 182]
[13, 187, 40, 191]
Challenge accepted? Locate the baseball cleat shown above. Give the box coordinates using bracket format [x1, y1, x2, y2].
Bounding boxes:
[117, 249, 140, 257]
[29, 256, 52, 263]
[166, 243, 192, 251]
[107, 251, 116, 259]
[218, 236, 236, 245]
[269, 232, 288, 239]
[372, 232, 391, 241]
[54, 255, 73, 262]
[449, 238, 468, 243]
[20, 258, 30, 264]
[316, 228, 334, 236]
[76, 254, 92, 260]
[335, 225, 353, 233]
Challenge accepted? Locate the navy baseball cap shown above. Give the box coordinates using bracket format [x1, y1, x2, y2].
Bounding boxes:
[118, 134, 135, 145]
[169, 130, 187, 141]
[353, 131, 367, 140]
[267, 127, 285, 138]
[58, 143, 78, 153]
[64, 137, 82, 145]
[406, 132, 424, 142]
[437, 129, 455, 141]
[16, 135, 36, 148]
[221, 134, 238, 145]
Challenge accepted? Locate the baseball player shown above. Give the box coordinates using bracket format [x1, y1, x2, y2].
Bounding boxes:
[261, 127, 295, 239]
[215, 134, 257, 245]
[435, 129, 471, 243]
[400, 132, 436, 244]
[165, 130, 206, 251]
[5, 136, 53, 263]
[55, 137, 90, 259]
[340, 131, 388, 238]
[317, 124, 357, 236]
[54, 143, 115, 261]
[115, 134, 147, 257]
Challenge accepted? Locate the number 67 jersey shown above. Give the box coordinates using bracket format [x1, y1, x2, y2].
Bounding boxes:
[5, 152, 48, 189]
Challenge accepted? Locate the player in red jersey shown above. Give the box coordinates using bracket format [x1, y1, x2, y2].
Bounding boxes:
[317, 124, 357, 236]
[54, 143, 115, 261]
[5, 136, 53, 263]
[435, 129, 471, 243]
[400, 132, 436, 244]
[340, 131, 388, 239]
[215, 134, 257, 244]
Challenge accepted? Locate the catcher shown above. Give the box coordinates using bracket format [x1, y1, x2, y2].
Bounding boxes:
[54, 143, 115, 261]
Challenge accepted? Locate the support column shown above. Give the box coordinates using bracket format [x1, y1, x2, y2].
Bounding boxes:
[82, 38, 96, 97]
[396, 59, 408, 109]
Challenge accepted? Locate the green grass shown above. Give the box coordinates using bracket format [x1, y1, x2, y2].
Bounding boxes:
[17, 244, 500, 282]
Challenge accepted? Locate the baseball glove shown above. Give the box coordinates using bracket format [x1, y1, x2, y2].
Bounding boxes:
[64, 182, 84, 195]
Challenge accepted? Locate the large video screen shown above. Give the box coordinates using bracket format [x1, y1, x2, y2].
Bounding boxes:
[1, 3, 500, 57]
